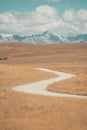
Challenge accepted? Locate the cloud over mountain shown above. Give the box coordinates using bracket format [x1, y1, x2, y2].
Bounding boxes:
[0, 5, 87, 35]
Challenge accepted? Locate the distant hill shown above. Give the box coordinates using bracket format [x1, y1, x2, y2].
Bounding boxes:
[0, 31, 87, 44]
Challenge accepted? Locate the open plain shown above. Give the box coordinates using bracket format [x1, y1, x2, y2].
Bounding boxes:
[0, 42, 87, 130]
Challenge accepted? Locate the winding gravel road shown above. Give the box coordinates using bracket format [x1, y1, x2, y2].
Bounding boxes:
[12, 68, 87, 98]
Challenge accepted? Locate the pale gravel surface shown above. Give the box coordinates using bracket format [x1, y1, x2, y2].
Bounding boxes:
[12, 68, 87, 98]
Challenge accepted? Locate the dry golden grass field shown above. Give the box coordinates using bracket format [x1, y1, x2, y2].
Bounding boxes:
[0, 42, 87, 130]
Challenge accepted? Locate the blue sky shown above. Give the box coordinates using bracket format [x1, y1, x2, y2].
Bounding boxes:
[0, 0, 87, 35]
[0, 0, 87, 15]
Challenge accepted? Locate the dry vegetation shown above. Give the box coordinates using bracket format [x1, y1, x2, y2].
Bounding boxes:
[47, 44, 87, 96]
[48, 73, 87, 96]
[0, 42, 87, 130]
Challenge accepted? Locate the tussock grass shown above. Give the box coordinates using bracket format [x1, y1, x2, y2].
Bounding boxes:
[0, 42, 87, 130]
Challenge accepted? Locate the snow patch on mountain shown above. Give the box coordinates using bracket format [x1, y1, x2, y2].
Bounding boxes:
[0, 31, 87, 44]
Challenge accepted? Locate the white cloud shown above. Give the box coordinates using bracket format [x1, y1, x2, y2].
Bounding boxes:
[62, 9, 87, 35]
[0, 5, 64, 35]
[0, 5, 87, 35]
[77, 9, 87, 21]
[63, 9, 76, 21]
[36, 5, 57, 16]
[63, 9, 87, 22]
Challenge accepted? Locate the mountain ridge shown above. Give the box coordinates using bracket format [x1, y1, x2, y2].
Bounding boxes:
[0, 31, 87, 44]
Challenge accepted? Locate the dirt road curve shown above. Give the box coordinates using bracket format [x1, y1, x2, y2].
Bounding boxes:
[12, 68, 87, 98]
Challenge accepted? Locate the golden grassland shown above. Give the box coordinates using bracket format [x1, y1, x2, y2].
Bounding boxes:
[0, 42, 87, 130]
[47, 63, 87, 95]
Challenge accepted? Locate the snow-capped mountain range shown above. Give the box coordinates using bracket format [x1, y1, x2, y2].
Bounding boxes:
[0, 31, 87, 44]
